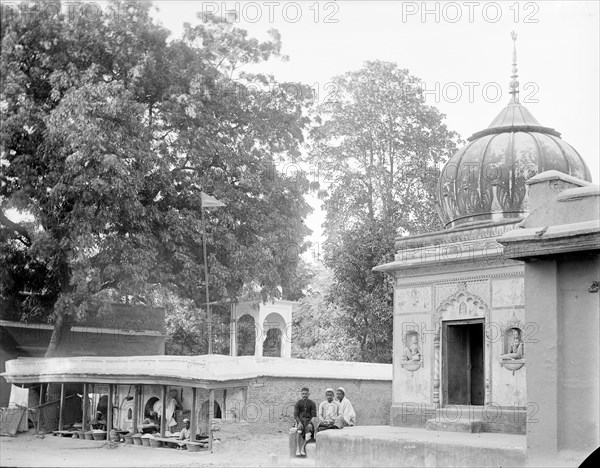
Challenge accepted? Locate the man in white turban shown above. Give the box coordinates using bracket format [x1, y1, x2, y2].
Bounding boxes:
[334, 387, 356, 428]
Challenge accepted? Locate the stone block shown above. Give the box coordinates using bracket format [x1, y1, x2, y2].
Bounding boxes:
[425, 418, 482, 433]
[315, 426, 526, 467]
[305, 441, 317, 458]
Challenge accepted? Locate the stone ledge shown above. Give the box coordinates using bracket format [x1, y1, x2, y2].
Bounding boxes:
[315, 426, 526, 468]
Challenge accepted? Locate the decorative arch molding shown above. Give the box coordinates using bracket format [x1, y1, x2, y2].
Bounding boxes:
[430, 282, 492, 407]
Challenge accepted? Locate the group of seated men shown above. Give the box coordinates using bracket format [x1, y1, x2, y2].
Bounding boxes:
[141, 411, 192, 443]
[293, 386, 356, 457]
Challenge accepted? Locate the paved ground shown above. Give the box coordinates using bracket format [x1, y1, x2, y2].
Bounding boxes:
[0, 430, 299, 468]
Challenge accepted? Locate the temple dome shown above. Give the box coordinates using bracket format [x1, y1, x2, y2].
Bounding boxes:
[436, 101, 591, 229]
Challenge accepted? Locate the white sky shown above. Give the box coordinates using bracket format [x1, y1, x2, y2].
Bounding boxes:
[151, 1, 599, 255]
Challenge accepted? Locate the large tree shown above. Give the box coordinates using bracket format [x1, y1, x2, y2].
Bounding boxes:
[0, 2, 312, 356]
[309, 61, 460, 362]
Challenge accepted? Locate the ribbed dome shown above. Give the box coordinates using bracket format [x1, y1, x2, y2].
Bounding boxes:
[436, 101, 592, 229]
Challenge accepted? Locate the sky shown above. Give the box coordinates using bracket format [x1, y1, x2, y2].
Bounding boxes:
[150, 1, 600, 255]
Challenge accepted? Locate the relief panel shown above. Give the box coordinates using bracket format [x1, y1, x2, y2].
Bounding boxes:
[492, 277, 525, 308]
[396, 286, 432, 314]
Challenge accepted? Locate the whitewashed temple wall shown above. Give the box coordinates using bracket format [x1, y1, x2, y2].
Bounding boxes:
[393, 263, 527, 409]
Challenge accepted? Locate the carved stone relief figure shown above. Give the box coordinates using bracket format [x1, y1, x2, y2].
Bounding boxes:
[500, 328, 524, 361]
[402, 332, 421, 362]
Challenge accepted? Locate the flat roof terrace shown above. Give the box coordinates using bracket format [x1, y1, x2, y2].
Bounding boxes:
[2, 355, 392, 388]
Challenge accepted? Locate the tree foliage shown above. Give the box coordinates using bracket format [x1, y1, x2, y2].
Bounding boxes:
[308, 61, 460, 362]
[0, 2, 312, 356]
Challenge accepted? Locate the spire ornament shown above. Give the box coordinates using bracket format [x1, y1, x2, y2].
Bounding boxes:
[509, 31, 519, 103]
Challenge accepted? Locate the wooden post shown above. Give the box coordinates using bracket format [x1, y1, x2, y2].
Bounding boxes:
[190, 387, 197, 442]
[208, 389, 215, 451]
[132, 385, 139, 434]
[107, 384, 113, 435]
[37, 384, 44, 434]
[58, 384, 65, 430]
[160, 385, 167, 437]
[82, 383, 88, 431]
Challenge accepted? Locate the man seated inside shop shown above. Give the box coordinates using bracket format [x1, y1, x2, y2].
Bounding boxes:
[175, 418, 191, 449]
[293, 387, 317, 457]
[317, 388, 340, 432]
[141, 410, 160, 434]
[90, 411, 106, 431]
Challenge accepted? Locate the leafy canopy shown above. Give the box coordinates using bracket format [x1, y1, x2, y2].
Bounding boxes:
[308, 61, 460, 362]
[0, 2, 312, 355]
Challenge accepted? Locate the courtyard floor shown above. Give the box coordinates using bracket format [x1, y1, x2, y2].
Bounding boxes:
[0, 430, 298, 468]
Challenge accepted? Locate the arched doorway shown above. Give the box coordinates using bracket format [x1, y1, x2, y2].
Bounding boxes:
[263, 312, 285, 357]
[198, 401, 222, 435]
[263, 328, 282, 357]
[119, 398, 135, 432]
[96, 395, 108, 418]
[144, 397, 159, 418]
[237, 314, 256, 356]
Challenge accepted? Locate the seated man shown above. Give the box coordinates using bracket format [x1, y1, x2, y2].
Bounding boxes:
[175, 418, 191, 449]
[141, 410, 160, 434]
[334, 387, 356, 428]
[317, 388, 340, 432]
[293, 387, 317, 457]
[90, 411, 106, 431]
[179, 418, 191, 441]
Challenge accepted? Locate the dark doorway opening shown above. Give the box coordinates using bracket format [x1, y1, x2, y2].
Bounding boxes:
[442, 319, 484, 406]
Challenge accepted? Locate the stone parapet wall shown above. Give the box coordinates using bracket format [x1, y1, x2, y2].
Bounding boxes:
[244, 376, 391, 434]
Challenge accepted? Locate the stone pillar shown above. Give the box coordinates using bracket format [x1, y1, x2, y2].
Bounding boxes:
[230, 319, 237, 357]
[254, 327, 264, 357]
[525, 259, 558, 465]
[208, 389, 215, 450]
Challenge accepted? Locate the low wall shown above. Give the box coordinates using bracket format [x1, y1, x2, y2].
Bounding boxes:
[245, 376, 391, 434]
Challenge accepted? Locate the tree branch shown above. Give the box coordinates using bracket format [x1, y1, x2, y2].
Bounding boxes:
[0, 210, 32, 246]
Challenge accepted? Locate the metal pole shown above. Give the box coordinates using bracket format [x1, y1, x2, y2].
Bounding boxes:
[200, 196, 212, 355]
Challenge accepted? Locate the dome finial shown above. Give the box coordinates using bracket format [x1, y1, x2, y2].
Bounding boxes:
[509, 31, 519, 103]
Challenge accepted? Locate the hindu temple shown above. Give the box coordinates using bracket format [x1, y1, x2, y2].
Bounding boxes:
[315, 34, 598, 467]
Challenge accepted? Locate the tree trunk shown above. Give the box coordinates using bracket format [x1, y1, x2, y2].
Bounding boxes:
[45, 310, 72, 358]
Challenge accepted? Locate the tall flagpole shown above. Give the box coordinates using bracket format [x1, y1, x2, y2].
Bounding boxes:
[200, 194, 212, 355]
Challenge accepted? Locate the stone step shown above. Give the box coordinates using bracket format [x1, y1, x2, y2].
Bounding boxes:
[425, 418, 483, 433]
